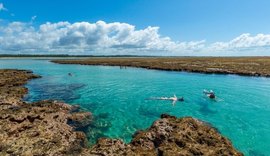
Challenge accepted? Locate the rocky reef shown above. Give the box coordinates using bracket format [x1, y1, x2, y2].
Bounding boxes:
[0, 70, 92, 155]
[52, 57, 270, 77]
[0, 69, 243, 155]
[89, 114, 243, 156]
[0, 69, 40, 105]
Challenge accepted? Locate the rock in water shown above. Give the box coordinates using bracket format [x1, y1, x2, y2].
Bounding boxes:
[89, 114, 243, 156]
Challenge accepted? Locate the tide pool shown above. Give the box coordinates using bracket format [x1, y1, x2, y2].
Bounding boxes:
[1, 59, 270, 156]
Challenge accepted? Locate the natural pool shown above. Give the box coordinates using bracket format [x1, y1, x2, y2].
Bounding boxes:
[1, 59, 270, 156]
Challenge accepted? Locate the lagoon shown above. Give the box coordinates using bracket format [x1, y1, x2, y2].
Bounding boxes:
[1, 59, 270, 156]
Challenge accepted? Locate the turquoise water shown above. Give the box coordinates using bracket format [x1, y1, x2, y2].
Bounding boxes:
[1, 59, 270, 155]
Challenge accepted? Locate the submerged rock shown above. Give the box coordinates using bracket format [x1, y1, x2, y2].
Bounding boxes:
[68, 111, 93, 129]
[89, 114, 243, 155]
[84, 113, 112, 146]
[25, 83, 86, 102]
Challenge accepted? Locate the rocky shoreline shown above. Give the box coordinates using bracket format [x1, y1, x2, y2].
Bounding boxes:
[52, 57, 270, 77]
[0, 69, 243, 155]
[0, 70, 92, 155]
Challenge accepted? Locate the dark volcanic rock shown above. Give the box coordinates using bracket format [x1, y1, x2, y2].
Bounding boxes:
[89, 114, 243, 156]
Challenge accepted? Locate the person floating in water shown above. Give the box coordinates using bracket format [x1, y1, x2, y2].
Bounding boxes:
[149, 94, 184, 105]
[203, 90, 215, 99]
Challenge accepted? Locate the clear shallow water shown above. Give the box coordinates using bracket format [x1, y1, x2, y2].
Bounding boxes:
[1, 59, 270, 155]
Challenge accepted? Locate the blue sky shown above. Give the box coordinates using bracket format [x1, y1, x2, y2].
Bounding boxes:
[1, 0, 270, 55]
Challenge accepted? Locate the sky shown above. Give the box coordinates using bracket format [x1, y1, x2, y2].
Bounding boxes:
[1, 0, 270, 56]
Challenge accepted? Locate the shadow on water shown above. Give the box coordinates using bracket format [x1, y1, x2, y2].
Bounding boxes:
[197, 97, 218, 116]
[24, 83, 86, 103]
[138, 103, 173, 119]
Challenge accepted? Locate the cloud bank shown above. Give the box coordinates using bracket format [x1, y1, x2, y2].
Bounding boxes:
[0, 20, 270, 55]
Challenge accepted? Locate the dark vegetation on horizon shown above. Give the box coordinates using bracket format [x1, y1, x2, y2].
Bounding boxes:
[0, 54, 158, 57]
[1, 54, 268, 58]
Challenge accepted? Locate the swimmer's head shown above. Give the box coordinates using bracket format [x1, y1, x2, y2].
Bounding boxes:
[178, 97, 184, 101]
[209, 93, 215, 99]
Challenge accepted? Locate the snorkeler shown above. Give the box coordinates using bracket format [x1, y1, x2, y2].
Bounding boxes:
[150, 94, 184, 105]
[203, 90, 215, 99]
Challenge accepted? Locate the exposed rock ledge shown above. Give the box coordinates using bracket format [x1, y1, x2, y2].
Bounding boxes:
[52, 57, 270, 77]
[89, 114, 242, 156]
[0, 70, 92, 155]
[0, 69, 243, 155]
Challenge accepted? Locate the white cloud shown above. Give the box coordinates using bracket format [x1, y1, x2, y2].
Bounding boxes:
[0, 3, 7, 11]
[209, 33, 270, 50]
[0, 20, 205, 55]
[206, 33, 270, 56]
[0, 20, 270, 56]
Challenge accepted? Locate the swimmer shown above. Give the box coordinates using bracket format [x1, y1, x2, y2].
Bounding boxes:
[149, 94, 184, 105]
[203, 90, 215, 99]
[68, 73, 72, 76]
